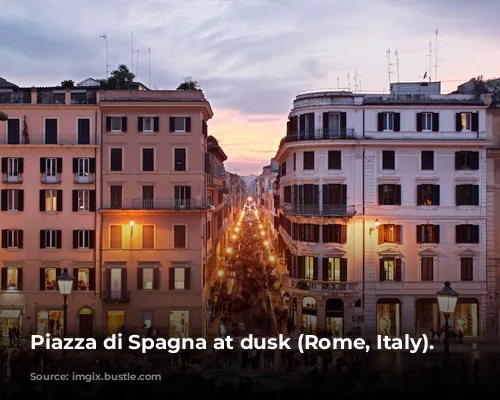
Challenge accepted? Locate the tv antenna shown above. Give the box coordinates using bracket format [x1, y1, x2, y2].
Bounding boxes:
[434, 29, 439, 82]
[386, 49, 393, 88]
[136, 49, 139, 79]
[427, 41, 432, 82]
[395, 50, 400, 82]
[131, 31, 134, 74]
[337, 77, 340, 91]
[148, 48, 152, 88]
[347, 72, 351, 91]
[354, 69, 362, 93]
[100, 34, 109, 77]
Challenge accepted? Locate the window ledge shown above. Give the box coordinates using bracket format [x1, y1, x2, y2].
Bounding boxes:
[419, 243, 438, 248]
[109, 132, 125, 135]
[4, 210, 21, 214]
[417, 206, 439, 211]
[42, 249, 58, 252]
[75, 249, 91, 252]
[43, 211, 60, 215]
[5, 248, 21, 252]
[457, 205, 479, 210]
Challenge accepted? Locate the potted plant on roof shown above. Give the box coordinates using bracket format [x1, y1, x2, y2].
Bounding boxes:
[61, 80, 74, 89]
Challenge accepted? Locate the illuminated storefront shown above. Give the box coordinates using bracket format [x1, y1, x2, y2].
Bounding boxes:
[455, 298, 479, 337]
[107, 310, 125, 336]
[376, 298, 401, 337]
[302, 297, 317, 334]
[0, 309, 22, 337]
[170, 310, 189, 338]
[36, 310, 64, 337]
[415, 298, 439, 336]
[325, 299, 343, 338]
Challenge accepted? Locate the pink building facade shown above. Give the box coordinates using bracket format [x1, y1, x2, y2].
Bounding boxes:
[0, 83, 101, 338]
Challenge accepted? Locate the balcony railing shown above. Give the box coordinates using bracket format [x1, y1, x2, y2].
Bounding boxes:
[282, 203, 356, 217]
[102, 198, 208, 210]
[74, 173, 95, 184]
[102, 290, 130, 303]
[37, 92, 65, 104]
[284, 129, 357, 142]
[41, 174, 62, 184]
[283, 276, 359, 294]
[2, 173, 22, 184]
[71, 92, 97, 104]
[0, 133, 98, 145]
[0, 91, 31, 104]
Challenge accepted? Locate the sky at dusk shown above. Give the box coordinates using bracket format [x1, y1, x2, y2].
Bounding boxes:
[1, 0, 499, 175]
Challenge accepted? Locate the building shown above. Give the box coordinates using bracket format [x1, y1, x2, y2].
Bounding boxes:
[99, 89, 216, 337]
[0, 78, 100, 338]
[273, 81, 491, 338]
[258, 163, 280, 247]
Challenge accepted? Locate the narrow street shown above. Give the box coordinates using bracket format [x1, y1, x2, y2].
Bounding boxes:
[210, 204, 278, 339]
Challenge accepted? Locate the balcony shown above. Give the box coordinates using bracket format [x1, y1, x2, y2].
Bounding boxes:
[71, 92, 97, 104]
[74, 173, 95, 184]
[101, 198, 208, 210]
[37, 92, 65, 104]
[283, 276, 359, 295]
[41, 173, 62, 184]
[100, 90, 207, 102]
[284, 128, 356, 143]
[2, 173, 22, 184]
[0, 91, 31, 104]
[282, 203, 356, 218]
[102, 290, 130, 303]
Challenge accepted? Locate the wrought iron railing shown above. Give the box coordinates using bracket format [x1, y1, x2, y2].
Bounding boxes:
[282, 203, 356, 217]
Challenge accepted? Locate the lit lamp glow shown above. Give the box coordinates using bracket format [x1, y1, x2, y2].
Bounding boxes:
[235, 227, 240, 232]
[269, 255, 276, 262]
[260, 231, 265, 236]
[217, 270, 224, 277]
[226, 247, 233, 254]
[263, 240, 270, 247]
[129, 219, 135, 227]
[258, 224, 263, 229]
[374, 219, 380, 228]
[247, 197, 252, 202]
[231, 234, 237, 240]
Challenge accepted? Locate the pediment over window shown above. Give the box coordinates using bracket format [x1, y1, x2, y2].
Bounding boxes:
[457, 248, 477, 256]
[323, 246, 347, 257]
[296, 244, 319, 256]
[418, 248, 440, 257]
[378, 248, 402, 257]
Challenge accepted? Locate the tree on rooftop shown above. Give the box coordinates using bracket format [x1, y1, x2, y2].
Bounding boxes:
[177, 77, 200, 90]
[100, 64, 136, 90]
[61, 80, 74, 89]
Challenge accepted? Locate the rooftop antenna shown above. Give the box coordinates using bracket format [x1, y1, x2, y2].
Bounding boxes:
[148, 48, 151, 88]
[395, 50, 400, 82]
[347, 73, 351, 91]
[428, 41, 432, 82]
[434, 29, 439, 82]
[386, 49, 393, 91]
[354, 70, 357, 93]
[100, 34, 109, 77]
[131, 31, 134, 74]
[136, 49, 139, 79]
[337, 77, 340, 91]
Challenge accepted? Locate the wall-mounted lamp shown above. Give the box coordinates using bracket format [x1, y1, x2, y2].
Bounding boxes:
[129, 219, 135, 234]
[369, 219, 380, 235]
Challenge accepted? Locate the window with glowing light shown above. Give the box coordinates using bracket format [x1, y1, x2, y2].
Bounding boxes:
[304, 256, 314, 280]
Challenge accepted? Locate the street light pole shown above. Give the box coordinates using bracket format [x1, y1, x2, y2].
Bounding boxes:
[443, 311, 451, 364]
[62, 294, 68, 340]
[437, 281, 459, 365]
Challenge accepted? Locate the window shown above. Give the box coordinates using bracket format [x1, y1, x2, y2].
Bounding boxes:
[328, 151, 341, 170]
[76, 230, 91, 249]
[324, 258, 347, 282]
[174, 148, 187, 171]
[142, 148, 155, 171]
[456, 184, 479, 206]
[293, 153, 296, 171]
[44, 118, 58, 144]
[303, 151, 314, 170]
[75, 268, 91, 290]
[78, 190, 89, 211]
[379, 258, 401, 281]
[378, 224, 401, 244]
[140, 117, 156, 133]
[41, 230, 60, 249]
[422, 113, 433, 131]
[322, 224, 347, 244]
[455, 151, 479, 170]
[297, 224, 319, 242]
[1, 189, 24, 212]
[456, 224, 479, 244]
[110, 148, 123, 171]
[416, 224, 440, 244]
[173, 225, 186, 248]
[378, 184, 401, 205]
[461, 113, 472, 131]
[6, 119, 20, 145]
[382, 112, 394, 131]
[110, 225, 122, 249]
[74, 157, 95, 183]
[77, 118, 91, 144]
[7, 158, 19, 177]
[460, 258, 473, 281]
[141, 267, 155, 290]
[1, 266, 20, 290]
[417, 184, 440, 206]
[45, 190, 59, 212]
[421, 257, 434, 281]
[304, 256, 314, 280]
[142, 311, 153, 328]
[110, 185, 122, 208]
[1, 157, 23, 182]
[1, 229, 23, 249]
[174, 186, 191, 207]
[41, 157, 62, 183]
[43, 268, 58, 290]
[382, 151, 395, 170]
[142, 225, 155, 249]
[141, 185, 154, 208]
[110, 117, 124, 132]
[421, 151, 434, 170]
[170, 117, 191, 133]
[169, 267, 191, 290]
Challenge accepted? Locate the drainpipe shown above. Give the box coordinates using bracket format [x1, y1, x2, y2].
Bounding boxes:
[362, 109, 366, 311]
[93, 109, 98, 297]
[99, 110, 104, 302]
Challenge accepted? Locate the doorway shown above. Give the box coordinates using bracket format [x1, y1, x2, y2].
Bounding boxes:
[79, 308, 93, 337]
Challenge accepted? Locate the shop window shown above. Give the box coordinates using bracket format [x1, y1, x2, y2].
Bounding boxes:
[170, 310, 189, 338]
[44, 268, 57, 290]
[36, 310, 64, 337]
[376, 300, 400, 337]
[77, 268, 89, 290]
[107, 310, 125, 336]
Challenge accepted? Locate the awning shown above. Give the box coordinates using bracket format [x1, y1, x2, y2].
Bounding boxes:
[0, 309, 21, 319]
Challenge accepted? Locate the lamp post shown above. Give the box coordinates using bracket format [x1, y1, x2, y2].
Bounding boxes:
[436, 281, 459, 364]
[57, 268, 74, 340]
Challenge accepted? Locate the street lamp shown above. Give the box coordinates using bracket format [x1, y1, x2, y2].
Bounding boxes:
[217, 269, 224, 278]
[57, 268, 74, 339]
[269, 255, 276, 262]
[231, 234, 237, 240]
[263, 240, 270, 247]
[226, 247, 233, 254]
[437, 281, 459, 363]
